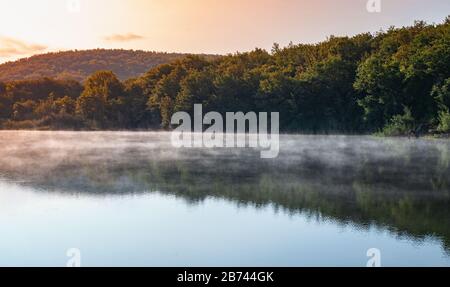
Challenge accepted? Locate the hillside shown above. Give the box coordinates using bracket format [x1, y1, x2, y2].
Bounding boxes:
[0, 19, 448, 134]
[0, 49, 217, 82]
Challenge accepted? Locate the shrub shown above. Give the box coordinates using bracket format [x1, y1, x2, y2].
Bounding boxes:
[437, 110, 450, 133]
[381, 107, 415, 136]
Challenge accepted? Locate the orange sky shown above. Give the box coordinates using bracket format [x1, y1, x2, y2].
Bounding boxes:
[0, 0, 449, 63]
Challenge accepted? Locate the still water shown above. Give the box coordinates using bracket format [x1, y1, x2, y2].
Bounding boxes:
[0, 131, 449, 267]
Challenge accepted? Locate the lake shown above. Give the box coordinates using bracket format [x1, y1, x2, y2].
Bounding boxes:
[0, 131, 449, 267]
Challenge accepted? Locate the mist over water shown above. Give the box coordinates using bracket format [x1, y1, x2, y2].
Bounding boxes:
[0, 131, 449, 266]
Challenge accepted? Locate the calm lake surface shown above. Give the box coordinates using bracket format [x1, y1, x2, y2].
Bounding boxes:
[0, 131, 449, 267]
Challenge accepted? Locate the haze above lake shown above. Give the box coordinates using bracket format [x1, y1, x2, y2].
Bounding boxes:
[0, 131, 449, 266]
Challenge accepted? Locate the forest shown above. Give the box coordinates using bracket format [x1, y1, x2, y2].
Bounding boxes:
[0, 18, 449, 135]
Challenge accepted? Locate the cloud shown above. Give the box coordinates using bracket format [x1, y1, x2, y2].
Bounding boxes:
[0, 36, 47, 57]
[104, 33, 144, 42]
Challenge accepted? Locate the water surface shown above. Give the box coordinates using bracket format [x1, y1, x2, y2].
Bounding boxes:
[0, 131, 449, 266]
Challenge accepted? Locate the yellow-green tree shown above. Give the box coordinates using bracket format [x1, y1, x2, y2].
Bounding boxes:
[76, 71, 124, 127]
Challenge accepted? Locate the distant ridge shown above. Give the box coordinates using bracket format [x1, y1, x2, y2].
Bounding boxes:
[0, 49, 218, 82]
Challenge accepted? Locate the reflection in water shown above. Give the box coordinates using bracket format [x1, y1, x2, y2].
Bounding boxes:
[0, 131, 449, 264]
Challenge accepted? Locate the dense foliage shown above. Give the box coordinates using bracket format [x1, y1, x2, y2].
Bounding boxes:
[0, 18, 449, 134]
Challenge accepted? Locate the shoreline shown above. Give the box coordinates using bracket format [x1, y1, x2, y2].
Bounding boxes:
[0, 128, 449, 139]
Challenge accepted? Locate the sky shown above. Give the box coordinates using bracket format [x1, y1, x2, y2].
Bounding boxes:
[0, 0, 449, 63]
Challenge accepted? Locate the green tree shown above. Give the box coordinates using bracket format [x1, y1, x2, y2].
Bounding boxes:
[76, 71, 124, 127]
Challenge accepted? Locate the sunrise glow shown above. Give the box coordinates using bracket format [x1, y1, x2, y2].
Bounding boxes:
[1, 0, 449, 63]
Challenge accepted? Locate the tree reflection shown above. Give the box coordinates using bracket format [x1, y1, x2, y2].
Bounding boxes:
[1, 132, 449, 252]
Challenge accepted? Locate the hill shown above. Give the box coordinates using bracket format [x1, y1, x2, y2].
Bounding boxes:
[0, 49, 217, 82]
[1, 19, 448, 134]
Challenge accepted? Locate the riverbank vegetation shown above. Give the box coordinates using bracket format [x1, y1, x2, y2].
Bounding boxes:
[0, 17, 449, 135]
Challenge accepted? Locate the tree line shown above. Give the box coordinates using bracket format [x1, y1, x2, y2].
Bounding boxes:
[0, 18, 449, 135]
